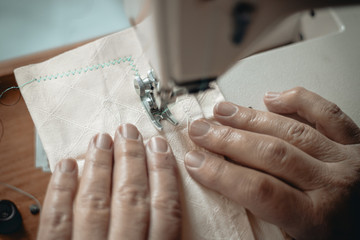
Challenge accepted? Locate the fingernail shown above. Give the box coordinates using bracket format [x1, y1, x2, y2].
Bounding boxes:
[265, 91, 280, 99]
[216, 102, 237, 116]
[60, 159, 76, 173]
[185, 151, 204, 168]
[149, 137, 168, 153]
[120, 124, 139, 140]
[190, 120, 210, 137]
[96, 133, 112, 149]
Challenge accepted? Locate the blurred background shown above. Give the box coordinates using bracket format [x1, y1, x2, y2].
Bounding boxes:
[0, 0, 130, 62]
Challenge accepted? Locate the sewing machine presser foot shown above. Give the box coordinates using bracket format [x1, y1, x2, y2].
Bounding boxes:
[134, 70, 178, 130]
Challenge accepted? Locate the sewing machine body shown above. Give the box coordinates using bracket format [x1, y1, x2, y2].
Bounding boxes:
[124, 0, 309, 92]
[122, 0, 360, 129]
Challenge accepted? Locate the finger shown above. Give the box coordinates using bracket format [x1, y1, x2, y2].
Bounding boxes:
[189, 119, 329, 190]
[109, 124, 149, 240]
[213, 101, 341, 160]
[263, 87, 360, 144]
[146, 136, 181, 240]
[184, 150, 312, 238]
[74, 133, 113, 240]
[38, 159, 78, 240]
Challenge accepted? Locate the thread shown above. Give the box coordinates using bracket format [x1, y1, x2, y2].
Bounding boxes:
[0, 56, 140, 99]
[0, 182, 42, 212]
[0, 55, 139, 215]
[0, 88, 22, 106]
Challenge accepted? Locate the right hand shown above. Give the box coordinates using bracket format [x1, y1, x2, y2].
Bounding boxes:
[185, 87, 360, 239]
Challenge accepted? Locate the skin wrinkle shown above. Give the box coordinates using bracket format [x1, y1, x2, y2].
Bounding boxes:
[77, 192, 111, 210]
[38, 87, 360, 239]
[194, 120, 325, 191]
[319, 102, 342, 121]
[118, 151, 146, 161]
[147, 152, 176, 171]
[216, 103, 339, 163]
[189, 87, 360, 239]
[237, 169, 307, 233]
[113, 185, 149, 207]
[245, 175, 275, 206]
[286, 122, 310, 142]
[145, 139, 181, 240]
[207, 158, 229, 189]
[111, 125, 150, 240]
[240, 108, 269, 130]
[151, 195, 182, 219]
[257, 140, 289, 171]
[258, 135, 321, 190]
[85, 144, 113, 170]
[275, 87, 359, 146]
[50, 172, 77, 193]
[345, 122, 360, 143]
[115, 140, 146, 160]
[187, 148, 311, 236]
[330, 160, 360, 186]
[39, 123, 183, 240]
[44, 209, 72, 228]
[216, 127, 237, 148]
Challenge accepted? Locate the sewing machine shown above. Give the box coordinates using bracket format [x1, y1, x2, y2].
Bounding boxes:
[122, 0, 359, 130]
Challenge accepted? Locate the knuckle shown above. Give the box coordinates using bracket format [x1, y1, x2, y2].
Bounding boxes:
[121, 150, 145, 160]
[330, 159, 360, 187]
[289, 86, 307, 99]
[258, 140, 289, 170]
[43, 209, 72, 229]
[213, 127, 237, 149]
[114, 185, 149, 208]
[321, 102, 343, 120]
[50, 182, 74, 194]
[204, 159, 228, 188]
[287, 123, 313, 146]
[77, 192, 111, 211]
[148, 153, 176, 171]
[346, 124, 360, 143]
[87, 155, 112, 170]
[118, 145, 145, 160]
[242, 110, 267, 128]
[245, 176, 274, 204]
[151, 195, 181, 219]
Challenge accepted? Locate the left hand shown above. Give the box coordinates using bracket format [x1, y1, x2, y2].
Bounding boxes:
[37, 124, 181, 240]
[184, 87, 360, 239]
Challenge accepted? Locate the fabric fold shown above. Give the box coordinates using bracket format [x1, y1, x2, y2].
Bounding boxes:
[14, 27, 284, 240]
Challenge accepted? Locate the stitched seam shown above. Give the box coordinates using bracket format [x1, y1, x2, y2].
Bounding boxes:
[0, 56, 139, 99]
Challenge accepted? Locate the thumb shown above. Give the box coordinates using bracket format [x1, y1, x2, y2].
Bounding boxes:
[263, 87, 360, 145]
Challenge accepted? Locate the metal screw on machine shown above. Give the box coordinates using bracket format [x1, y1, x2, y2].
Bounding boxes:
[134, 70, 178, 130]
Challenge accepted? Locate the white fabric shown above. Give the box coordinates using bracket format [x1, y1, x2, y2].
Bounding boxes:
[14, 27, 285, 239]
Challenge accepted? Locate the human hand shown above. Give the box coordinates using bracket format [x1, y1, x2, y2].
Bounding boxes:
[185, 87, 360, 239]
[37, 124, 181, 240]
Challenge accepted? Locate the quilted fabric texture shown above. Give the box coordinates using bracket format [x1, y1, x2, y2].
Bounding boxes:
[14, 27, 285, 239]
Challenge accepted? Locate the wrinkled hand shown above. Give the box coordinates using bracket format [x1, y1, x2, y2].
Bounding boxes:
[185, 87, 360, 239]
[38, 124, 181, 240]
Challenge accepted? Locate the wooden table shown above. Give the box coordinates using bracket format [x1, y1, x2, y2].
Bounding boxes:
[0, 75, 51, 240]
[0, 35, 101, 239]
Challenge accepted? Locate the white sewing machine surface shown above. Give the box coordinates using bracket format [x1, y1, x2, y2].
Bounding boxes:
[124, 3, 360, 129]
[218, 6, 360, 125]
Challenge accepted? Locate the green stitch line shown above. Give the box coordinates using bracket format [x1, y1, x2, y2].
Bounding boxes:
[0, 56, 139, 99]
